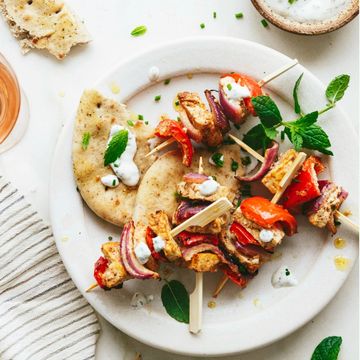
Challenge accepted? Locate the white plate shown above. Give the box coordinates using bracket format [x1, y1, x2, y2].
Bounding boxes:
[49, 37, 358, 356]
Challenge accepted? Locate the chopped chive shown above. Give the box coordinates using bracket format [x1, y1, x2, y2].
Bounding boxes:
[127, 120, 134, 127]
[175, 100, 180, 106]
[112, 180, 116, 186]
[164, 78, 171, 85]
[154, 95, 161, 102]
[145, 121, 149, 125]
[227, 83, 232, 91]
[138, 114, 144, 120]
[285, 268, 290, 276]
[200, 23, 205, 29]
[280, 130, 285, 141]
[231, 159, 239, 172]
[235, 12, 243, 19]
[213, 11, 217, 19]
[261, 19, 269, 27]
[108, 236, 113, 240]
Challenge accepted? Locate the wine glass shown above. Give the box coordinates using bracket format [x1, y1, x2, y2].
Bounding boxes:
[0, 53, 29, 153]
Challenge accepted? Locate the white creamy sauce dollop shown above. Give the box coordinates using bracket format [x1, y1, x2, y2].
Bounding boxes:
[134, 242, 151, 265]
[271, 265, 298, 288]
[221, 76, 251, 104]
[263, 0, 351, 23]
[148, 66, 160, 81]
[100, 174, 119, 188]
[152, 235, 165, 253]
[198, 177, 220, 196]
[108, 125, 140, 187]
[259, 229, 274, 243]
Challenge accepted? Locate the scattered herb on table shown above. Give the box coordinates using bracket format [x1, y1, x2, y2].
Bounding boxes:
[213, 11, 217, 19]
[311, 336, 342, 360]
[261, 19, 269, 27]
[200, 23, 205, 29]
[161, 280, 189, 323]
[164, 78, 171, 85]
[131, 25, 147, 37]
[243, 74, 350, 155]
[235, 12, 244, 19]
[81, 132, 91, 150]
[104, 129, 128, 166]
[231, 159, 239, 172]
[138, 114, 144, 121]
[154, 95, 161, 102]
[288, 0, 297, 4]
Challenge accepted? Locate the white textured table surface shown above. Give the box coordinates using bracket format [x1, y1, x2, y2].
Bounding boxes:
[0, 1, 358, 359]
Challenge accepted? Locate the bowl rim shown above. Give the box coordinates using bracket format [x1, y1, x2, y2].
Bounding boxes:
[251, 0, 359, 35]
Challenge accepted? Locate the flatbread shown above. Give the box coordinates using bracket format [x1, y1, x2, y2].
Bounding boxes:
[0, 0, 91, 59]
[134, 147, 245, 223]
[72, 90, 156, 227]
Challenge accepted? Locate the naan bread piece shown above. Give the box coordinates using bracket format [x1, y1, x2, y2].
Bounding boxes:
[0, 0, 90, 59]
[73, 90, 156, 227]
[134, 146, 244, 223]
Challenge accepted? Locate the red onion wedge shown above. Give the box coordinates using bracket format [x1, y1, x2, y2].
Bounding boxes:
[183, 172, 209, 184]
[204, 90, 230, 134]
[236, 141, 279, 182]
[120, 221, 159, 280]
[173, 200, 210, 224]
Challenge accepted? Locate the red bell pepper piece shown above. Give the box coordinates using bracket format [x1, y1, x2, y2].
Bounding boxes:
[154, 119, 193, 167]
[94, 256, 108, 288]
[221, 73, 263, 115]
[145, 227, 166, 262]
[230, 222, 261, 246]
[283, 156, 324, 209]
[177, 231, 219, 247]
[223, 268, 249, 287]
[240, 196, 297, 236]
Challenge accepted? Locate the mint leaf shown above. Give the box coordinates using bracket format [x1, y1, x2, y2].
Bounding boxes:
[104, 129, 128, 166]
[298, 124, 333, 155]
[291, 111, 318, 128]
[311, 336, 342, 360]
[251, 96, 282, 127]
[293, 73, 303, 114]
[326, 74, 350, 104]
[81, 132, 91, 150]
[290, 129, 303, 151]
[243, 124, 271, 150]
[131, 25, 147, 37]
[161, 280, 189, 324]
[264, 127, 278, 140]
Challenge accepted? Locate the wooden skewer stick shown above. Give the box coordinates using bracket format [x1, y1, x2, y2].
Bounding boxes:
[189, 157, 204, 334]
[145, 59, 299, 158]
[228, 134, 264, 162]
[85, 282, 98, 292]
[335, 211, 359, 234]
[212, 151, 306, 298]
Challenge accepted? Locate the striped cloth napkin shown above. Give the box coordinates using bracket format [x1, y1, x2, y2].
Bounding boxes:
[0, 176, 100, 360]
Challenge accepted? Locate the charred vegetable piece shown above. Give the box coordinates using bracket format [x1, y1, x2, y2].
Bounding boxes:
[173, 200, 210, 223]
[236, 141, 279, 182]
[154, 118, 194, 167]
[283, 156, 324, 209]
[177, 231, 219, 247]
[94, 256, 108, 288]
[219, 73, 263, 124]
[204, 89, 230, 134]
[183, 172, 209, 184]
[223, 268, 250, 287]
[240, 196, 297, 236]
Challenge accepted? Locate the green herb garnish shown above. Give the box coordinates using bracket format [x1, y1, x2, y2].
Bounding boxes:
[293, 73, 304, 115]
[235, 12, 243, 19]
[288, 0, 297, 4]
[261, 19, 269, 27]
[200, 23, 205, 29]
[81, 132, 91, 150]
[104, 129, 128, 166]
[227, 83, 232, 91]
[175, 100, 180, 106]
[231, 159, 239, 172]
[311, 336, 342, 360]
[164, 78, 171, 85]
[285, 268, 290, 276]
[138, 114, 144, 120]
[112, 179, 116, 186]
[131, 25, 147, 37]
[108, 236, 113, 240]
[161, 280, 189, 324]
[241, 156, 251, 166]
[127, 120, 134, 127]
[145, 121, 149, 125]
[154, 95, 161, 102]
[210, 153, 224, 167]
[213, 11, 217, 19]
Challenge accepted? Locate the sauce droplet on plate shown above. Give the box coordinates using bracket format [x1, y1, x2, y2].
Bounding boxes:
[334, 256, 350, 271]
[333, 237, 346, 249]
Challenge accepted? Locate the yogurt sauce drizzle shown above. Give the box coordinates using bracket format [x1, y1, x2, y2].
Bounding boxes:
[198, 177, 220, 196]
[271, 265, 298, 288]
[263, 0, 352, 23]
[148, 66, 160, 82]
[152, 235, 165, 253]
[100, 174, 119, 188]
[108, 125, 140, 187]
[134, 242, 151, 264]
[220, 76, 251, 104]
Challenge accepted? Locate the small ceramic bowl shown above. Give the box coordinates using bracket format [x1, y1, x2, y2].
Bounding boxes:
[251, 0, 359, 35]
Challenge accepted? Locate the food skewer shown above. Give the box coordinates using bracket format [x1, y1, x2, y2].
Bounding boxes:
[213, 151, 306, 297]
[145, 59, 299, 157]
[189, 157, 204, 334]
[86, 195, 232, 293]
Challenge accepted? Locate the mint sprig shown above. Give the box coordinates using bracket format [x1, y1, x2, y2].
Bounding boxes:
[311, 336, 342, 360]
[243, 74, 350, 155]
[161, 280, 189, 324]
[104, 129, 128, 166]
